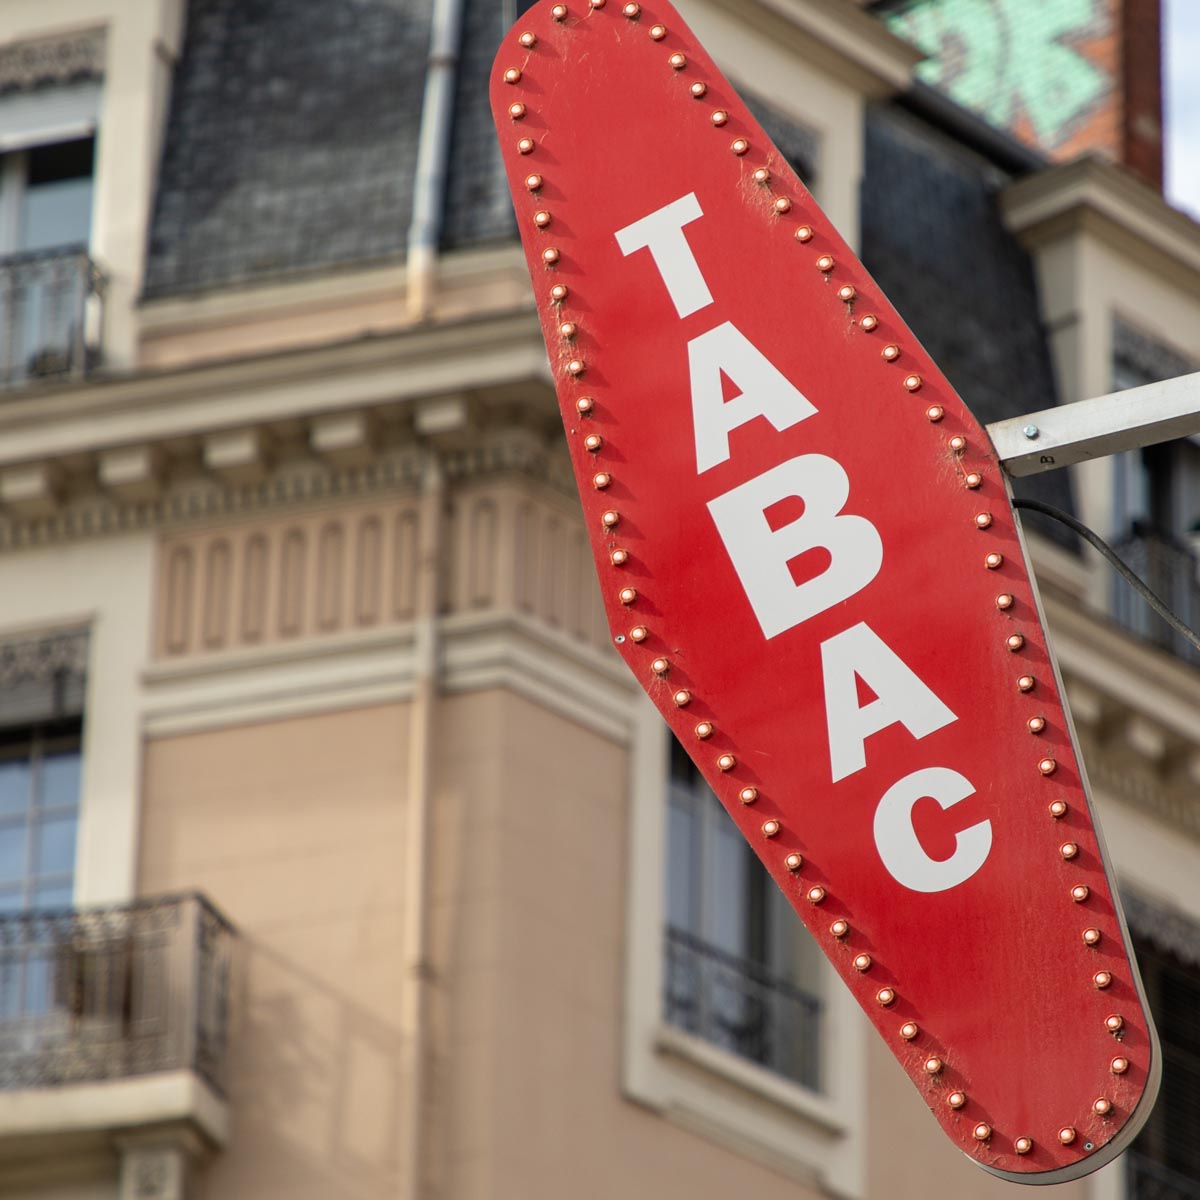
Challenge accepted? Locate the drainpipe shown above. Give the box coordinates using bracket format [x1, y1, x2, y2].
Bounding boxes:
[406, 0, 466, 323]
[399, 447, 444, 1200]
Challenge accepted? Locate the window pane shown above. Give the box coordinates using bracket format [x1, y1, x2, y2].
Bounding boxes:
[0, 824, 27, 883]
[0, 758, 30, 814]
[20, 138, 94, 253]
[709, 812, 748, 956]
[667, 791, 696, 933]
[39, 750, 81, 810]
[0, 887, 25, 913]
[32, 883, 72, 911]
[35, 817, 76, 876]
[0, 958, 18, 1018]
[23, 953, 52, 1015]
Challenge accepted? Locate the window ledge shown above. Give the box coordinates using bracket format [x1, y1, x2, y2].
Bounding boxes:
[654, 1023, 847, 1135]
[0, 1069, 227, 1148]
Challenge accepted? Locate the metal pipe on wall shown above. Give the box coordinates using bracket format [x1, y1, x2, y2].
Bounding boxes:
[406, 0, 466, 323]
[398, 447, 444, 1200]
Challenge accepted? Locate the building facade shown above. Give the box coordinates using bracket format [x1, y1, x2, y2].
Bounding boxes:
[0, 0, 1196, 1198]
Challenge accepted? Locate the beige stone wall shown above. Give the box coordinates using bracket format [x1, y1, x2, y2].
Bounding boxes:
[14, 1181, 115, 1200]
[426, 689, 824, 1200]
[136, 676, 1101, 1199]
[139, 703, 411, 1200]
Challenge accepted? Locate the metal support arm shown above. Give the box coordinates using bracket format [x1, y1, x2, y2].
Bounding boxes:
[987, 372, 1200, 477]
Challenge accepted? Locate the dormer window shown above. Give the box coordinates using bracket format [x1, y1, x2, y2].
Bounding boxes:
[0, 135, 98, 388]
[0, 137, 95, 256]
[0, 60, 102, 389]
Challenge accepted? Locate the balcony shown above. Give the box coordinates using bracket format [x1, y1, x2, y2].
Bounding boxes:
[0, 244, 103, 391]
[664, 925, 821, 1090]
[0, 893, 234, 1150]
[1112, 530, 1200, 665]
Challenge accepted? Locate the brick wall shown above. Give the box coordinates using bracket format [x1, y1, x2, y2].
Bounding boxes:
[879, 0, 1163, 189]
[1121, 0, 1164, 188]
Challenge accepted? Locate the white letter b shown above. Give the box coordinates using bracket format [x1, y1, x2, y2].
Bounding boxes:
[707, 455, 883, 640]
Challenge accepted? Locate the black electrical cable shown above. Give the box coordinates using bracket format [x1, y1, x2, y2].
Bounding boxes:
[1011, 496, 1200, 657]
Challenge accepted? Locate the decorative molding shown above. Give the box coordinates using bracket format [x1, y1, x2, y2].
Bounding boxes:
[1113, 318, 1197, 387]
[154, 497, 425, 659]
[1085, 748, 1200, 840]
[0, 422, 583, 555]
[0, 29, 105, 94]
[1047, 590, 1200, 748]
[151, 474, 606, 664]
[0, 625, 89, 727]
[439, 610, 630, 744]
[0, 626, 87, 687]
[141, 610, 632, 743]
[0, 450, 416, 553]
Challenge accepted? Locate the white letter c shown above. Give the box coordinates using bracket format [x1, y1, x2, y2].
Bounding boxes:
[873, 767, 991, 894]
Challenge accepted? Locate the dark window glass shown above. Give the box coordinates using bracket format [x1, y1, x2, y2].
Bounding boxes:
[663, 735, 823, 1089]
[20, 137, 95, 253]
[0, 720, 81, 913]
[1128, 939, 1200, 1197]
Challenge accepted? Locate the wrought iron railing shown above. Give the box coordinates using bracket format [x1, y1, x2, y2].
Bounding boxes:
[1128, 1152, 1200, 1200]
[0, 894, 234, 1096]
[1111, 531, 1200, 665]
[664, 925, 821, 1090]
[0, 244, 103, 390]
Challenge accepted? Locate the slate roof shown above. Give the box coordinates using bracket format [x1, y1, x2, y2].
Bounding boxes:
[860, 102, 1077, 537]
[441, 0, 520, 251]
[143, 0, 431, 297]
[141, 0, 1079, 531]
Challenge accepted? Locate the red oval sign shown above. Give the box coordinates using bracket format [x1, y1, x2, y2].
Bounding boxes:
[491, 1, 1159, 1181]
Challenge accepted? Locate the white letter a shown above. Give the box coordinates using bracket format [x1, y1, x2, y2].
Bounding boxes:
[689, 322, 817, 474]
[821, 622, 956, 783]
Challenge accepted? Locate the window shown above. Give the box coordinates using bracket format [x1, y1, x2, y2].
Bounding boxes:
[0, 137, 94, 257]
[664, 737, 823, 1089]
[0, 720, 81, 1021]
[1127, 935, 1200, 1200]
[0, 627, 87, 925]
[1110, 322, 1200, 662]
[0, 720, 81, 915]
[0, 136, 96, 386]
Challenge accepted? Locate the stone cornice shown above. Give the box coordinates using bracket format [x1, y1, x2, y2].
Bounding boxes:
[1000, 156, 1200, 297]
[701, 0, 921, 97]
[0, 428, 580, 554]
[1046, 589, 1200, 748]
[0, 311, 547, 468]
[1045, 590, 1200, 843]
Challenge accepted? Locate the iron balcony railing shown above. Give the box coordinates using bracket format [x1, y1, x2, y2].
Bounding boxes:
[1112, 531, 1200, 665]
[664, 925, 821, 1090]
[1128, 1152, 1200, 1200]
[0, 244, 104, 390]
[0, 893, 234, 1096]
